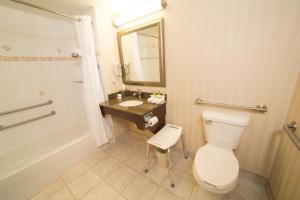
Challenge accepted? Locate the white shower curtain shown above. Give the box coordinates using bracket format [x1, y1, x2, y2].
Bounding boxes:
[75, 16, 112, 146]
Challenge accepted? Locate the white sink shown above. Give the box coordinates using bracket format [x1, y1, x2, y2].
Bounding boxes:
[119, 100, 143, 107]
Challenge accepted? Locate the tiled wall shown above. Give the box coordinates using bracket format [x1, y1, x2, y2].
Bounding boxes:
[0, 5, 88, 154]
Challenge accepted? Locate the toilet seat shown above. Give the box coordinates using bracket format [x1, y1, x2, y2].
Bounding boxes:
[193, 144, 239, 194]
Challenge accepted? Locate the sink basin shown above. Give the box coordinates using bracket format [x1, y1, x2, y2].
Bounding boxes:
[119, 100, 143, 107]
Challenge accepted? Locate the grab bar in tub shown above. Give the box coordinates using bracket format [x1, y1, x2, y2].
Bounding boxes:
[0, 111, 56, 131]
[0, 100, 53, 116]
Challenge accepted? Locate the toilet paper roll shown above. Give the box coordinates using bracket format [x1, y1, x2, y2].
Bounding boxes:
[147, 116, 158, 127]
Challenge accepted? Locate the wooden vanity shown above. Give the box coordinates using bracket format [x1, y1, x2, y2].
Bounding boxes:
[99, 91, 166, 133]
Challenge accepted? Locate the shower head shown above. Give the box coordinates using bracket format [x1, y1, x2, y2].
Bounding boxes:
[71, 50, 82, 58]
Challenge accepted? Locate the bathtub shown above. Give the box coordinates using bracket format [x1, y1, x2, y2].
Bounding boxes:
[0, 130, 97, 200]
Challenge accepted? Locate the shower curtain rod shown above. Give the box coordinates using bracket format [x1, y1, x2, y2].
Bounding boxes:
[8, 0, 80, 22]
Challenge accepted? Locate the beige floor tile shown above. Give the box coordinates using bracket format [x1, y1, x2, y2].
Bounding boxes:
[124, 150, 150, 173]
[169, 149, 183, 163]
[30, 179, 66, 200]
[122, 174, 159, 200]
[67, 169, 101, 199]
[104, 142, 127, 152]
[227, 176, 268, 200]
[239, 170, 266, 186]
[84, 150, 108, 167]
[99, 141, 116, 152]
[144, 159, 168, 185]
[47, 187, 75, 200]
[62, 162, 89, 184]
[115, 132, 133, 144]
[115, 194, 128, 200]
[81, 180, 120, 200]
[92, 156, 121, 178]
[118, 133, 155, 158]
[153, 187, 182, 200]
[105, 164, 138, 192]
[189, 185, 225, 200]
[162, 170, 196, 200]
[126, 136, 147, 150]
[107, 143, 136, 162]
[174, 158, 193, 175]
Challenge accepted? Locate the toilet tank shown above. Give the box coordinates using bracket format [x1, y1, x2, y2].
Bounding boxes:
[202, 110, 250, 150]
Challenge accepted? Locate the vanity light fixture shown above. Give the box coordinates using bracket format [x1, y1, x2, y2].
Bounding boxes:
[112, 0, 167, 27]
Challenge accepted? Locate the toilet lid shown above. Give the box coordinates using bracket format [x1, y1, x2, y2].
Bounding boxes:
[194, 144, 239, 188]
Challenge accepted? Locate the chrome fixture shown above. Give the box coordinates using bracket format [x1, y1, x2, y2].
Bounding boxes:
[287, 121, 297, 132]
[284, 124, 300, 151]
[0, 111, 56, 131]
[0, 100, 53, 116]
[72, 80, 84, 83]
[194, 98, 268, 113]
[71, 50, 82, 58]
[8, 0, 80, 21]
[71, 52, 81, 58]
[133, 90, 142, 99]
[137, 89, 142, 100]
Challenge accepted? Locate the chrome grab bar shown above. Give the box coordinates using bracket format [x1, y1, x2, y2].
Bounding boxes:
[0, 100, 53, 116]
[284, 124, 300, 151]
[0, 111, 56, 131]
[194, 98, 268, 113]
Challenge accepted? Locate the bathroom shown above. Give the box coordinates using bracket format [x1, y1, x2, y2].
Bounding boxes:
[0, 0, 299, 199]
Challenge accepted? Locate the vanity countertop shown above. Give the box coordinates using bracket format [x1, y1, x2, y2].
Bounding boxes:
[99, 91, 166, 133]
[99, 96, 166, 116]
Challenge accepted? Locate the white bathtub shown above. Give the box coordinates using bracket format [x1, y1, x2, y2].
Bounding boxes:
[0, 130, 96, 200]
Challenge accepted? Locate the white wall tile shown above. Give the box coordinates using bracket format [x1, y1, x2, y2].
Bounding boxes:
[0, 5, 88, 153]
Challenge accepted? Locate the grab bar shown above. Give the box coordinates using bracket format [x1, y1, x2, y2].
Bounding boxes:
[284, 123, 300, 151]
[194, 98, 268, 113]
[0, 100, 53, 116]
[0, 111, 56, 131]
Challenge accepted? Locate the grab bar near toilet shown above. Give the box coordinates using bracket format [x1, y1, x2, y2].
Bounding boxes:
[284, 122, 300, 151]
[194, 98, 268, 113]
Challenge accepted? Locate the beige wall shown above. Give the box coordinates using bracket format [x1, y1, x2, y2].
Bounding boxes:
[269, 73, 300, 199]
[93, 0, 300, 177]
[269, 132, 300, 200]
[285, 75, 300, 138]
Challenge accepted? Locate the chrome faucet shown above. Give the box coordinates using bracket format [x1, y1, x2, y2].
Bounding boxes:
[137, 89, 142, 100]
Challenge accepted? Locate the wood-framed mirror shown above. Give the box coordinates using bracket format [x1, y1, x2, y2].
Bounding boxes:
[117, 18, 165, 87]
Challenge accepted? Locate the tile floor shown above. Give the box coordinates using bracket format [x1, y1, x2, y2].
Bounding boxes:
[30, 133, 270, 200]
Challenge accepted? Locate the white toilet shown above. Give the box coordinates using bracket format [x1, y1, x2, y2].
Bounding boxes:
[193, 110, 250, 198]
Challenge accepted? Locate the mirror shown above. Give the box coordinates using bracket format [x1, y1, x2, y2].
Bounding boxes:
[117, 19, 165, 86]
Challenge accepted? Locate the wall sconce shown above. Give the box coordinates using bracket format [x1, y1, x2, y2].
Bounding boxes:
[112, 0, 167, 27]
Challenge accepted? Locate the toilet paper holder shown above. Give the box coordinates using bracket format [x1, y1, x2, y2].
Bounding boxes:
[144, 112, 158, 127]
[144, 112, 154, 122]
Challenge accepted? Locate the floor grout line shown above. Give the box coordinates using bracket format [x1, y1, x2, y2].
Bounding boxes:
[103, 173, 135, 200]
[61, 178, 78, 200]
[31, 133, 270, 200]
